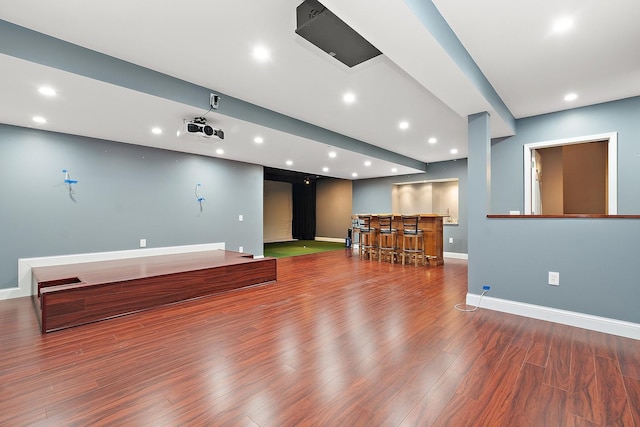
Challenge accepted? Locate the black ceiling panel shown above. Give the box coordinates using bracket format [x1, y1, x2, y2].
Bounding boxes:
[295, 0, 381, 68]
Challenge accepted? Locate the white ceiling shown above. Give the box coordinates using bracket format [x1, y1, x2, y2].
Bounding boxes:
[1, 0, 638, 180]
[432, 0, 640, 119]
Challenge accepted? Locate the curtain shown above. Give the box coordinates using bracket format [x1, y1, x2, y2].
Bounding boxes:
[292, 181, 316, 240]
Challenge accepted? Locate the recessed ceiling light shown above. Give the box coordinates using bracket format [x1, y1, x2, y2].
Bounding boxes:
[252, 45, 270, 62]
[216, 148, 224, 155]
[564, 93, 578, 102]
[38, 86, 56, 96]
[151, 127, 162, 135]
[32, 116, 46, 124]
[254, 136, 264, 144]
[399, 121, 409, 130]
[352, 172, 358, 177]
[322, 167, 329, 172]
[364, 160, 371, 167]
[342, 92, 356, 104]
[391, 168, 398, 173]
[450, 148, 458, 155]
[552, 17, 574, 33]
[428, 137, 437, 144]
[286, 160, 293, 166]
[328, 151, 337, 158]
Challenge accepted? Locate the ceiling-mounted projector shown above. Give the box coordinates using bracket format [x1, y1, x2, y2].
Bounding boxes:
[183, 117, 224, 140]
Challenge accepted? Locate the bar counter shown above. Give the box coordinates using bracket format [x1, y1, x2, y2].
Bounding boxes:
[353, 214, 446, 266]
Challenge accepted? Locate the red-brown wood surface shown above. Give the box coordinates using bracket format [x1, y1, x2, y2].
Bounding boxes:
[33, 250, 276, 333]
[33, 249, 256, 288]
[1, 250, 638, 426]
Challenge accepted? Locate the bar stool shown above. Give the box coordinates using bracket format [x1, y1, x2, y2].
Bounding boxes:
[350, 215, 360, 251]
[358, 215, 378, 260]
[378, 215, 398, 263]
[400, 215, 425, 266]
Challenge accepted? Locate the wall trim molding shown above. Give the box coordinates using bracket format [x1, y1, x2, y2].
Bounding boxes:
[315, 237, 346, 243]
[1, 242, 225, 301]
[444, 252, 468, 260]
[466, 293, 640, 340]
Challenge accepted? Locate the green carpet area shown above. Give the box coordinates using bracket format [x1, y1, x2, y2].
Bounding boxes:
[264, 240, 346, 258]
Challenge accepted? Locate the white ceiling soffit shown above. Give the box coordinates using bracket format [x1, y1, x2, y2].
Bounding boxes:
[324, 0, 516, 138]
[1, 54, 423, 180]
[432, 0, 640, 118]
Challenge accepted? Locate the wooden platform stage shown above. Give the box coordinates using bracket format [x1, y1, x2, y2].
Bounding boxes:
[31, 249, 277, 333]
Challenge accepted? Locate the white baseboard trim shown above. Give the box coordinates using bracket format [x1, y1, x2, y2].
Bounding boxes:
[2, 242, 225, 301]
[466, 293, 640, 340]
[315, 237, 347, 243]
[444, 252, 468, 260]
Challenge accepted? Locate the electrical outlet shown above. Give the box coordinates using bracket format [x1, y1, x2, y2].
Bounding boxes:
[449, 237, 454, 244]
[139, 239, 147, 248]
[239, 246, 243, 252]
[548, 271, 560, 286]
[482, 285, 491, 291]
[238, 214, 243, 222]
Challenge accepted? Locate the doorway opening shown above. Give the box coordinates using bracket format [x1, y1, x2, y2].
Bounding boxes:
[524, 132, 617, 215]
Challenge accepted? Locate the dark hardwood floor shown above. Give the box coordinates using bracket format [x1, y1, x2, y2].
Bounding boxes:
[1, 250, 638, 426]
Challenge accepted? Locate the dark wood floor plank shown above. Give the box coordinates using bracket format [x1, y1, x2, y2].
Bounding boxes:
[430, 343, 527, 426]
[398, 368, 465, 427]
[616, 336, 640, 381]
[521, 317, 553, 366]
[497, 361, 568, 427]
[564, 413, 599, 427]
[543, 323, 574, 391]
[369, 349, 459, 426]
[623, 376, 640, 426]
[464, 344, 529, 426]
[455, 325, 514, 400]
[588, 329, 619, 360]
[497, 362, 545, 426]
[567, 336, 601, 424]
[595, 355, 635, 426]
[0, 251, 637, 426]
[0, 407, 47, 426]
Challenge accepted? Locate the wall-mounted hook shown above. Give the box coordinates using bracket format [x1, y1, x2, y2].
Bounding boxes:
[62, 169, 78, 196]
[195, 183, 205, 207]
[62, 169, 78, 185]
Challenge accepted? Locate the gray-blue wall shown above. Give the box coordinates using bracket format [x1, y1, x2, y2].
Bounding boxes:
[0, 124, 264, 289]
[471, 96, 640, 323]
[352, 159, 468, 254]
